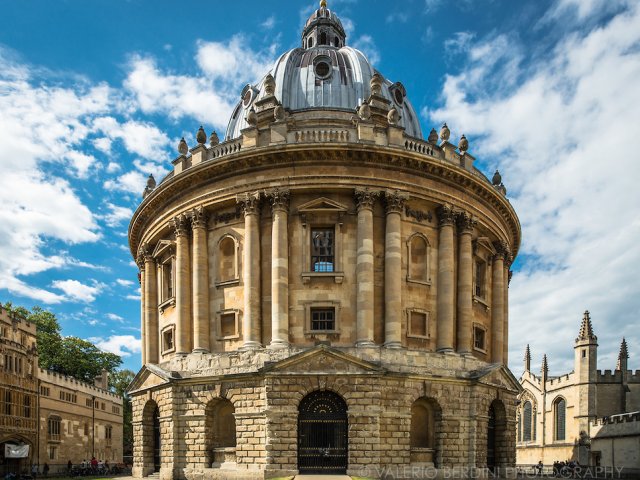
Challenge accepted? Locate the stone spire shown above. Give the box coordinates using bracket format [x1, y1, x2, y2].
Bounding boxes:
[524, 344, 531, 372]
[576, 310, 597, 343]
[541, 354, 549, 381]
[617, 338, 629, 371]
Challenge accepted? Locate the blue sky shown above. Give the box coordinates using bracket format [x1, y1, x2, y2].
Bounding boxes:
[0, 0, 638, 376]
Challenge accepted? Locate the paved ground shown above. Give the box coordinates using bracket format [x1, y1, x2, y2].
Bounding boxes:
[294, 476, 352, 479]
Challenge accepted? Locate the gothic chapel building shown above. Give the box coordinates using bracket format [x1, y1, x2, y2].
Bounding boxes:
[127, 2, 522, 478]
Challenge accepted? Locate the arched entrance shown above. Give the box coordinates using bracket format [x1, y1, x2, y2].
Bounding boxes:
[298, 390, 348, 474]
[487, 404, 496, 471]
[152, 407, 161, 472]
[487, 399, 507, 471]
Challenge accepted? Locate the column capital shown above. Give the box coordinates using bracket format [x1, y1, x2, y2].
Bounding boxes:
[136, 243, 154, 269]
[354, 188, 379, 212]
[493, 240, 511, 262]
[383, 190, 408, 214]
[189, 206, 208, 229]
[266, 188, 290, 212]
[171, 214, 190, 237]
[436, 203, 456, 227]
[237, 192, 261, 216]
[456, 211, 477, 233]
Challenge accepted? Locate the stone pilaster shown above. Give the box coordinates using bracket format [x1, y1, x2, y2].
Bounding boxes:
[491, 242, 507, 364]
[190, 206, 210, 353]
[383, 190, 406, 348]
[238, 192, 262, 349]
[136, 248, 147, 365]
[172, 214, 192, 355]
[268, 190, 290, 348]
[504, 251, 512, 365]
[139, 244, 158, 364]
[456, 211, 476, 355]
[436, 204, 456, 353]
[354, 188, 378, 347]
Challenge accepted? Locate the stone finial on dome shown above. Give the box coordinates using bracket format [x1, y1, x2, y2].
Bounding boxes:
[264, 74, 276, 96]
[146, 174, 156, 190]
[196, 126, 207, 145]
[387, 107, 400, 126]
[440, 123, 450, 142]
[458, 134, 469, 153]
[209, 130, 220, 146]
[178, 137, 188, 155]
[428, 128, 438, 145]
[576, 310, 597, 343]
[357, 101, 371, 121]
[246, 107, 258, 127]
[320, 0, 327, 8]
[492, 170, 502, 186]
[370, 73, 383, 96]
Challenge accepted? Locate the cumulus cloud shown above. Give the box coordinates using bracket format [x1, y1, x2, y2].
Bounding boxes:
[90, 334, 141, 357]
[51, 279, 101, 303]
[101, 203, 134, 228]
[353, 35, 381, 65]
[106, 313, 125, 323]
[426, 2, 640, 374]
[92, 116, 170, 160]
[115, 278, 134, 287]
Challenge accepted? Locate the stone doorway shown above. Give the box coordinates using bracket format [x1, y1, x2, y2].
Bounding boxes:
[152, 407, 160, 472]
[487, 403, 496, 470]
[297, 390, 348, 474]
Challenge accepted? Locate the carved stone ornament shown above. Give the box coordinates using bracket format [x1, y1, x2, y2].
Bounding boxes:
[171, 214, 190, 237]
[274, 104, 286, 121]
[458, 134, 469, 153]
[354, 188, 379, 211]
[427, 128, 438, 145]
[405, 206, 432, 223]
[136, 243, 152, 269]
[267, 189, 290, 212]
[209, 130, 220, 146]
[190, 206, 208, 229]
[196, 125, 207, 145]
[384, 190, 407, 214]
[264, 73, 276, 96]
[237, 192, 261, 216]
[436, 203, 456, 227]
[387, 107, 400, 126]
[370, 73, 383, 96]
[439, 123, 450, 142]
[246, 107, 258, 127]
[456, 211, 477, 233]
[492, 241, 510, 262]
[357, 102, 371, 121]
[178, 137, 189, 155]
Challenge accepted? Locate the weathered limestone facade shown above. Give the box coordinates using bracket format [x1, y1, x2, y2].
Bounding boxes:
[0, 305, 124, 475]
[128, 2, 521, 478]
[517, 313, 640, 468]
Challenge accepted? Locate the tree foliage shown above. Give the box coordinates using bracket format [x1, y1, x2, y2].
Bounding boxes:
[109, 369, 135, 456]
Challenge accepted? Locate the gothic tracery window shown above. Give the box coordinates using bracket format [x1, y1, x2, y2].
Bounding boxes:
[554, 397, 566, 441]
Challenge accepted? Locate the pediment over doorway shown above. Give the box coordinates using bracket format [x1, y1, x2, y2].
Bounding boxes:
[127, 363, 179, 394]
[470, 363, 522, 392]
[297, 197, 349, 213]
[261, 345, 385, 375]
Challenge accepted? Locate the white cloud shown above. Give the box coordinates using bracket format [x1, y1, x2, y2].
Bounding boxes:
[90, 334, 141, 357]
[102, 203, 133, 228]
[51, 279, 101, 303]
[106, 161, 121, 173]
[261, 16, 276, 29]
[106, 313, 125, 323]
[353, 35, 380, 65]
[443, 31, 475, 56]
[115, 278, 134, 287]
[426, 2, 640, 374]
[93, 116, 170, 160]
[104, 170, 147, 195]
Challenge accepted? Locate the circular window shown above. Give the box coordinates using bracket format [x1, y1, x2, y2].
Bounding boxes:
[243, 90, 253, 107]
[315, 61, 331, 78]
[394, 88, 404, 105]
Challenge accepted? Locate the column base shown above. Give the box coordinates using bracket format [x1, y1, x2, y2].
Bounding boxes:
[239, 341, 262, 351]
[267, 340, 289, 349]
[192, 348, 210, 354]
[436, 347, 455, 354]
[355, 340, 376, 347]
[458, 350, 473, 356]
[383, 341, 403, 349]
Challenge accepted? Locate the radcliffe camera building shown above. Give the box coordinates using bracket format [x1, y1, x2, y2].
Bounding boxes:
[0, 305, 124, 476]
[128, 2, 521, 479]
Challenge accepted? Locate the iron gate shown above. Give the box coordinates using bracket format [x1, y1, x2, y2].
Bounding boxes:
[153, 407, 161, 472]
[298, 390, 348, 474]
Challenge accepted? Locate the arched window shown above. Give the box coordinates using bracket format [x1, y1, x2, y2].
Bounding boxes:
[407, 234, 430, 283]
[217, 236, 239, 284]
[308, 37, 314, 48]
[410, 397, 441, 466]
[523, 401, 532, 442]
[554, 397, 566, 441]
[48, 415, 61, 441]
[320, 32, 327, 45]
[334, 37, 340, 48]
[206, 399, 237, 466]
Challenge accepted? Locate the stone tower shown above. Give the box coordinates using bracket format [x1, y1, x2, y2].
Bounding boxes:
[574, 311, 598, 433]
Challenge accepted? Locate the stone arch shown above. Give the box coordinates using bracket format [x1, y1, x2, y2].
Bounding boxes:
[290, 378, 353, 408]
[0, 436, 35, 475]
[406, 233, 430, 283]
[410, 397, 442, 467]
[141, 399, 160, 476]
[217, 234, 239, 283]
[205, 398, 237, 467]
[553, 395, 567, 441]
[487, 399, 509, 471]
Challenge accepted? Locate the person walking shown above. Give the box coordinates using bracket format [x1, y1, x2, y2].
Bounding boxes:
[31, 463, 38, 479]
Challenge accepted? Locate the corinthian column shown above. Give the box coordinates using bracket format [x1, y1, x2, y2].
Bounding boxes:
[191, 207, 210, 353]
[238, 192, 262, 350]
[503, 252, 512, 365]
[268, 190, 290, 349]
[491, 242, 506, 364]
[384, 191, 406, 348]
[436, 204, 455, 353]
[138, 244, 158, 364]
[172, 214, 192, 355]
[456, 212, 476, 355]
[354, 188, 378, 347]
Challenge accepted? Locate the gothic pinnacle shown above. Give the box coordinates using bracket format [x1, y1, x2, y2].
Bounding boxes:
[576, 310, 597, 342]
[541, 354, 549, 378]
[524, 344, 531, 371]
[617, 338, 629, 371]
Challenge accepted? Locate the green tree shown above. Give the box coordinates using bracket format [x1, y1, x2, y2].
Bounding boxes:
[109, 369, 135, 457]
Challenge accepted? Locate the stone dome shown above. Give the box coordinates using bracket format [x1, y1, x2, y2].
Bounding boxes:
[225, 4, 422, 140]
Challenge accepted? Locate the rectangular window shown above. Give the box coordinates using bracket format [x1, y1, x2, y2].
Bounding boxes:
[311, 228, 334, 272]
[48, 446, 57, 460]
[4, 391, 11, 415]
[23, 396, 31, 418]
[84, 423, 89, 436]
[162, 327, 175, 352]
[474, 326, 486, 351]
[220, 313, 236, 338]
[112, 405, 120, 414]
[409, 311, 429, 338]
[475, 260, 486, 298]
[160, 258, 174, 302]
[310, 308, 335, 331]
[101, 402, 105, 411]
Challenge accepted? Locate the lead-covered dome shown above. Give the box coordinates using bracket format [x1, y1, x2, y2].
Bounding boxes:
[225, 2, 422, 140]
